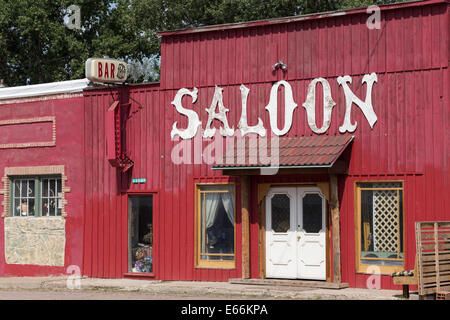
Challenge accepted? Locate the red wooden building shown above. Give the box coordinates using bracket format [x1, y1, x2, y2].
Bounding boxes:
[0, 0, 448, 290]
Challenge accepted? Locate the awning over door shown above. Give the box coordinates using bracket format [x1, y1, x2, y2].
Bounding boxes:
[212, 134, 354, 170]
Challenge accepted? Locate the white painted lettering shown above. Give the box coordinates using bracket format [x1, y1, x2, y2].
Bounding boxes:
[265, 80, 298, 136]
[203, 86, 234, 138]
[302, 78, 336, 134]
[170, 88, 202, 140]
[338, 73, 378, 133]
[238, 84, 266, 137]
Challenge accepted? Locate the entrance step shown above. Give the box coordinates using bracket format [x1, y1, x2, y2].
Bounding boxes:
[229, 278, 349, 290]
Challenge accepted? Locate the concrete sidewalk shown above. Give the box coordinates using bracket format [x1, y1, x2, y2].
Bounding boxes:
[0, 276, 414, 300]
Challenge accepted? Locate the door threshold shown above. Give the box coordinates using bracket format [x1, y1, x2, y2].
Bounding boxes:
[229, 278, 349, 290]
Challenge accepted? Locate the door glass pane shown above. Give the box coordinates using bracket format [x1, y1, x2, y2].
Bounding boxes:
[271, 194, 290, 233]
[128, 196, 153, 273]
[302, 193, 323, 233]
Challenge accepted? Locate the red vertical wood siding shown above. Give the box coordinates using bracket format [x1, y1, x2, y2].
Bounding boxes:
[81, 0, 449, 289]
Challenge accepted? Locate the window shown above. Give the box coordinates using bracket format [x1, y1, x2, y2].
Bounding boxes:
[128, 196, 153, 274]
[196, 185, 235, 268]
[10, 176, 62, 217]
[356, 181, 404, 273]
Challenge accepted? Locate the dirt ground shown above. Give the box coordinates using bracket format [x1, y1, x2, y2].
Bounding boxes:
[0, 276, 410, 300]
[0, 288, 262, 300]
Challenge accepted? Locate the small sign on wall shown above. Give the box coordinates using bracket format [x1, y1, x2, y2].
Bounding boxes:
[132, 178, 147, 184]
[85, 58, 128, 84]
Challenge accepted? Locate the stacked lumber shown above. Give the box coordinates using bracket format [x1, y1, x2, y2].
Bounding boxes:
[415, 222, 450, 296]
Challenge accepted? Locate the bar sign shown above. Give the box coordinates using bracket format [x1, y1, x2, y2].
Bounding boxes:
[132, 178, 146, 184]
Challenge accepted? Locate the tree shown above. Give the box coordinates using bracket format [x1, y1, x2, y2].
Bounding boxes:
[0, 0, 155, 86]
[0, 0, 405, 87]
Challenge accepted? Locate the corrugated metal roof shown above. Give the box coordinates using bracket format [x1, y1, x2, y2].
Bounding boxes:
[213, 134, 354, 169]
[0, 78, 90, 100]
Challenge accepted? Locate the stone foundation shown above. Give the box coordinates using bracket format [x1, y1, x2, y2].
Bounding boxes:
[4, 217, 65, 266]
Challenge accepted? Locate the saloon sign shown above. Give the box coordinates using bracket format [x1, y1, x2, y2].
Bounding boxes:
[171, 73, 378, 140]
[85, 58, 128, 84]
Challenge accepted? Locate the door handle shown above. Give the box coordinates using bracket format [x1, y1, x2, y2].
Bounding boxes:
[297, 235, 301, 241]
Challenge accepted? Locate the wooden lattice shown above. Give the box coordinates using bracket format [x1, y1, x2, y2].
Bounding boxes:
[373, 189, 399, 253]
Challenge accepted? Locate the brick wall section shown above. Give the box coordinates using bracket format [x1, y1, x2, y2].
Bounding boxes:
[0, 165, 70, 218]
[0, 116, 56, 149]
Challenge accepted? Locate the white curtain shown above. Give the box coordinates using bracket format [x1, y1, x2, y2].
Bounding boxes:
[205, 193, 221, 229]
[221, 193, 235, 225]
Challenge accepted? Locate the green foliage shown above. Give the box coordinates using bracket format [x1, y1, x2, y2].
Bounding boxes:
[0, 0, 405, 86]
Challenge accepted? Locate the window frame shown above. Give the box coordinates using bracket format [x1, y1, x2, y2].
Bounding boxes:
[195, 183, 236, 269]
[9, 175, 62, 217]
[355, 180, 405, 275]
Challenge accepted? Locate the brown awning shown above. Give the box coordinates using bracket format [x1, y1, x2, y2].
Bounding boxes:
[212, 134, 353, 170]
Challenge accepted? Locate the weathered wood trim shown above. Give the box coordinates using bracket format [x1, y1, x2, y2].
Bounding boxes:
[241, 176, 250, 278]
[330, 174, 341, 283]
[434, 222, 441, 291]
[258, 195, 266, 279]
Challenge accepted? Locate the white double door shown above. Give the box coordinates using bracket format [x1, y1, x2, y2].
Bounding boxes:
[266, 187, 326, 280]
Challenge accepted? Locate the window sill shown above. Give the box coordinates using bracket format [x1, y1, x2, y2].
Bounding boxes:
[195, 263, 236, 270]
[124, 272, 155, 279]
[356, 264, 404, 275]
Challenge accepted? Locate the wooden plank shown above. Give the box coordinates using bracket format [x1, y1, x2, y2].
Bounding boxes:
[424, 281, 450, 288]
[422, 249, 450, 255]
[229, 278, 349, 290]
[423, 274, 450, 285]
[422, 253, 450, 262]
[241, 175, 250, 279]
[420, 232, 450, 240]
[393, 276, 417, 285]
[422, 270, 450, 278]
[416, 223, 425, 295]
[330, 174, 341, 283]
[421, 243, 450, 251]
[435, 223, 441, 290]
[418, 222, 450, 229]
[423, 263, 450, 273]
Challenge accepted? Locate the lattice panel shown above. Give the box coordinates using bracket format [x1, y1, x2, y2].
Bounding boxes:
[373, 190, 399, 252]
[372, 182, 401, 188]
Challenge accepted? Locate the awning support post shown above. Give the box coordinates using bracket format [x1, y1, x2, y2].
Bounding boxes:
[241, 175, 250, 279]
[330, 174, 342, 283]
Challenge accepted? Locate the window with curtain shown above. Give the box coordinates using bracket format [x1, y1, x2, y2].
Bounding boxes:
[356, 181, 404, 274]
[196, 185, 235, 268]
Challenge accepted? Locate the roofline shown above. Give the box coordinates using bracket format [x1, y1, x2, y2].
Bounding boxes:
[158, 0, 446, 37]
[0, 78, 90, 101]
[212, 164, 333, 170]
